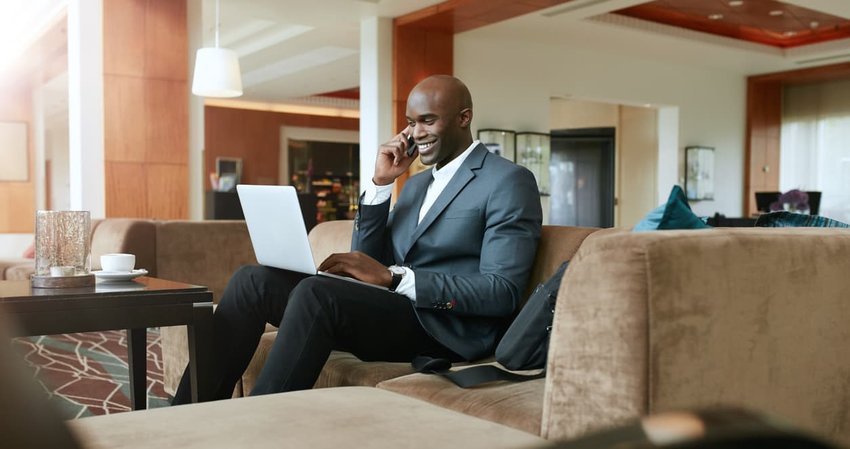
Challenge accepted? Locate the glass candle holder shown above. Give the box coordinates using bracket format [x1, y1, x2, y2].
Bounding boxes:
[35, 211, 92, 277]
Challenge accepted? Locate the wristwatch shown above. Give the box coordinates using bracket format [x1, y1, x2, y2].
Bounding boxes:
[388, 265, 406, 292]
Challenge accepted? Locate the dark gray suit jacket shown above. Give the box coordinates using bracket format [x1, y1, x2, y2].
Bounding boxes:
[352, 144, 542, 360]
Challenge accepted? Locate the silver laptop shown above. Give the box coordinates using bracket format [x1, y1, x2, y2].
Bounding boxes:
[236, 184, 387, 291]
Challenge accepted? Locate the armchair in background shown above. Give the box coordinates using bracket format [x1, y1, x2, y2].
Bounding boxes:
[756, 191, 821, 215]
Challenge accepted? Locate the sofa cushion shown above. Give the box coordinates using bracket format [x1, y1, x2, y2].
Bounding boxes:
[377, 365, 545, 435]
[68, 387, 545, 449]
[155, 220, 254, 303]
[241, 332, 416, 393]
[634, 186, 709, 232]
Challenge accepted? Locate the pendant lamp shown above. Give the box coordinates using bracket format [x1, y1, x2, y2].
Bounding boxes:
[192, 0, 242, 98]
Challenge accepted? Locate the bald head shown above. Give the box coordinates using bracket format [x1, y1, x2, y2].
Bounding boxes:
[408, 75, 472, 114]
[405, 75, 474, 168]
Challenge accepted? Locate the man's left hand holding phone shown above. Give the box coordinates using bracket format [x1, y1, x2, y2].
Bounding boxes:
[372, 127, 418, 187]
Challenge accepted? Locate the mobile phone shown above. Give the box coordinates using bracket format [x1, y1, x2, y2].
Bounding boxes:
[403, 132, 415, 157]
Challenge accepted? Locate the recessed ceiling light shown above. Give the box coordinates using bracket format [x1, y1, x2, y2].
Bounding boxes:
[783, 31, 797, 37]
[729, 0, 743, 6]
[810, 21, 820, 29]
[708, 13, 723, 20]
[769, 10, 784, 16]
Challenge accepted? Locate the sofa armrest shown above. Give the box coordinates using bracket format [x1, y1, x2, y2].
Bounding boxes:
[0, 258, 34, 280]
[542, 228, 850, 445]
[541, 228, 649, 440]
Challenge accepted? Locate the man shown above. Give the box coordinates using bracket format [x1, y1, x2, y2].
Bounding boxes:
[173, 75, 542, 403]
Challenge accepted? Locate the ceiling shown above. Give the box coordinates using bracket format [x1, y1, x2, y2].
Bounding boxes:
[615, 0, 850, 48]
[206, 0, 444, 104]
[209, 0, 850, 106]
[5, 0, 850, 110]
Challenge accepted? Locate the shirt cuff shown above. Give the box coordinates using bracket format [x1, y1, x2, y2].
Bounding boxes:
[362, 180, 393, 205]
[394, 266, 416, 301]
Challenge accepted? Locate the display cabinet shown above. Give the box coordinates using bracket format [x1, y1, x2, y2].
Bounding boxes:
[516, 132, 551, 195]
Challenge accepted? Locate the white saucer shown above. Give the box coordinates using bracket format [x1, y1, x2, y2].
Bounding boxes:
[93, 269, 148, 282]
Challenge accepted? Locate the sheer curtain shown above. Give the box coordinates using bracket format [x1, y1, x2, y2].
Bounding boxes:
[781, 79, 850, 222]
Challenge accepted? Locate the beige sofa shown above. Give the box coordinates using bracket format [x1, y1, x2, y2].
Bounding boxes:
[157, 221, 850, 445]
[8, 218, 850, 447]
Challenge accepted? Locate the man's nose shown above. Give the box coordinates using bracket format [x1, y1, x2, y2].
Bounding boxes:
[411, 124, 426, 139]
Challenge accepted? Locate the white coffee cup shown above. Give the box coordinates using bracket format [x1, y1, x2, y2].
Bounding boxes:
[101, 253, 136, 272]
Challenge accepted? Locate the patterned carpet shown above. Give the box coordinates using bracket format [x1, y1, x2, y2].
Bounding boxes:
[12, 329, 171, 418]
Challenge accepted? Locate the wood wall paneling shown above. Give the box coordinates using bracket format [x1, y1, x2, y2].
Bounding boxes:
[204, 107, 282, 187]
[0, 186, 36, 232]
[0, 86, 35, 233]
[144, 0, 188, 80]
[104, 75, 146, 163]
[745, 80, 781, 215]
[105, 161, 148, 218]
[203, 106, 359, 188]
[146, 163, 187, 219]
[103, 0, 189, 219]
[750, 62, 850, 85]
[103, 0, 146, 77]
[393, 0, 571, 34]
[145, 79, 188, 164]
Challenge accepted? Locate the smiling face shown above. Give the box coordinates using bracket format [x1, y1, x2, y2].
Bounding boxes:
[405, 75, 473, 169]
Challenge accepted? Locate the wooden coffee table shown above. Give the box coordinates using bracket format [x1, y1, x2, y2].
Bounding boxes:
[0, 276, 214, 410]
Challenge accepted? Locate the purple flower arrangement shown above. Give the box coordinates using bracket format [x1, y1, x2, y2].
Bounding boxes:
[770, 189, 809, 213]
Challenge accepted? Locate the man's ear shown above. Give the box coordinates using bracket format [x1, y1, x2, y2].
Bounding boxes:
[458, 108, 472, 128]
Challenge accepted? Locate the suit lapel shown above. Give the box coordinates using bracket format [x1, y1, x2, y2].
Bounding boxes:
[401, 144, 488, 259]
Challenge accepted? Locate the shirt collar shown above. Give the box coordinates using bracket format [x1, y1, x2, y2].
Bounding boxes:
[431, 140, 479, 182]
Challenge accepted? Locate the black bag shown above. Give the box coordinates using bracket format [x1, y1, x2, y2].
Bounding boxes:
[412, 260, 569, 387]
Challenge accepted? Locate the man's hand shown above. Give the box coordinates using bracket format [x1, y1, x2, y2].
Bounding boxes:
[373, 129, 417, 186]
[317, 251, 393, 288]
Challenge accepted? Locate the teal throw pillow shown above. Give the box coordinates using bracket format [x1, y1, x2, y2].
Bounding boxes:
[755, 211, 850, 228]
[634, 185, 711, 232]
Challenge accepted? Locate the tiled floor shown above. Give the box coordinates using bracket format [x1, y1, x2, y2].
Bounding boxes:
[12, 329, 170, 418]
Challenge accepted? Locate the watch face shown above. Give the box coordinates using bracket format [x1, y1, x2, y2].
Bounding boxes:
[389, 265, 406, 275]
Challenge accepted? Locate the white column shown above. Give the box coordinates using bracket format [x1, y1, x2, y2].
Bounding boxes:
[67, 0, 105, 217]
[359, 17, 393, 193]
[187, 0, 205, 220]
[32, 85, 46, 211]
[656, 106, 679, 205]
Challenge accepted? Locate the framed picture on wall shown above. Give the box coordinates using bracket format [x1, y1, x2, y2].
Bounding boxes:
[216, 157, 242, 185]
[0, 122, 28, 182]
[685, 146, 714, 201]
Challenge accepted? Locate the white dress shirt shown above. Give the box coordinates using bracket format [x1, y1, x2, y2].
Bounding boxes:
[362, 141, 480, 300]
